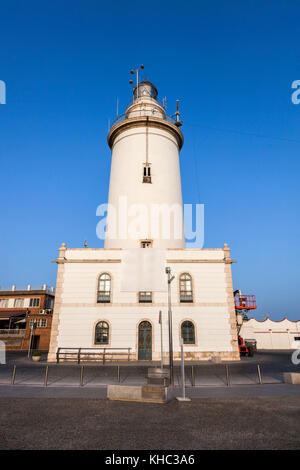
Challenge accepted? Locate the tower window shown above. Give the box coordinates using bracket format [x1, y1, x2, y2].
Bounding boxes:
[139, 291, 152, 303]
[143, 165, 151, 183]
[140, 240, 152, 248]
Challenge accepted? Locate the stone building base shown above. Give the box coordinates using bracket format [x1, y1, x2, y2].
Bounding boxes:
[47, 350, 240, 363]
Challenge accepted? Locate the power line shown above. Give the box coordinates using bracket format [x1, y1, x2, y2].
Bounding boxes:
[185, 122, 300, 145]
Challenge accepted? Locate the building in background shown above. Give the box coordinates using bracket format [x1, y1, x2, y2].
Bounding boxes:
[0, 286, 55, 351]
[240, 317, 300, 350]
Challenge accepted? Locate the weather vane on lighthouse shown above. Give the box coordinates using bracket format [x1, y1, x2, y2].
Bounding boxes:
[129, 64, 144, 99]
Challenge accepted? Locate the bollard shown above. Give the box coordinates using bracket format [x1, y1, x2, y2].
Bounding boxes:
[225, 364, 230, 386]
[191, 365, 195, 387]
[257, 364, 262, 385]
[11, 365, 16, 385]
[117, 365, 120, 382]
[44, 366, 49, 387]
[80, 366, 84, 387]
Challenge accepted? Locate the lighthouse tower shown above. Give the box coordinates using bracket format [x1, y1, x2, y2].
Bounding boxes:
[47, 73, 240, 364]
[105, 79, 185, 249]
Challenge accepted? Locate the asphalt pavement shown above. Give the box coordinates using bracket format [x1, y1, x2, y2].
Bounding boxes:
[1, 395, 300, 449]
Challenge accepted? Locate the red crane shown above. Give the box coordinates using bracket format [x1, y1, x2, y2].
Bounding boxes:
[234, 290, 257, 357]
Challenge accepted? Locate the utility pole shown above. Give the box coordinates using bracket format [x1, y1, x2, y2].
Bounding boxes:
[27, 320, 36, 359]
[159, 310, 163, 371]
[166, 267, 175, 385]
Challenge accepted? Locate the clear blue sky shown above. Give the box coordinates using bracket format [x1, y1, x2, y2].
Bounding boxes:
[0, 0, 299, 320]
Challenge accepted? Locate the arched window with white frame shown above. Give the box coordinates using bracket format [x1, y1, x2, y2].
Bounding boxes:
[181, 321, 195, 345]
[97, 273, 111, 303]
[94, 321, 109, 345]
[179, 273, 193, 303]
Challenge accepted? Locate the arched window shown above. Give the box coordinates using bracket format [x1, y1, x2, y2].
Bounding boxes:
[97, 273, 111, 303]
[95, 321, 109, 345]
[179, 273, 193, 302]
[181, 321, 195, 344]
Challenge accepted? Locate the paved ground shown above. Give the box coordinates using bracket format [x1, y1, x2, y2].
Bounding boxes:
[0, 350, 298, 387]
[1, 395, 300, 449]
[0, 383, 299, 399]
[0, 351, 299, 450]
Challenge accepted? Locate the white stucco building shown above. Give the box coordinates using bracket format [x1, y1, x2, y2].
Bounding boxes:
[48, 78, 240, 362]
[240, 318, 300, 350]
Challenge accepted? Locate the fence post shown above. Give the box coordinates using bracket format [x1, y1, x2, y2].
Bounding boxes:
[117, 365, 120, 382]
[128, 348, 130, 361]
[80, 366, 84, 386]
[11, 365, 16, 385]
[103, 348, 106, 365]
[44, 365, 49, 387]
[257, 364, 262, 385]
[225, 364, 230, 386]
[56, 348, 60, 364]
[78, 348, 81, 364]
[191, 365, 195, 386]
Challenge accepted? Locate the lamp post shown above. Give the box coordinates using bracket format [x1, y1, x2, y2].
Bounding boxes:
[129, 64, 144, 99]
[27, 319, 36, 359]
[166, 267, 175, 385]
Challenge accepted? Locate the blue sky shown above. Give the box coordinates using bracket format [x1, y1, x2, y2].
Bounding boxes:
[0, 0, 299, 320]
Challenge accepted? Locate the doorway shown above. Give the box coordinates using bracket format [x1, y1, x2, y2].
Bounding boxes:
[138, 321, 152, 360]
[31, 335, 40, 351]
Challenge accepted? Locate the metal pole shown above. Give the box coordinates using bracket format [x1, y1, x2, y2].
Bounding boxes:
[136, 69, 139, 98]
[80, 366, 84, 387]
[176, 340, 191, 401]
[117, 365, 120, 382]
[225, 364, 230, 386]
[257, 364, 262, 385]
[44, 366, 49, 387]
[166, 268, 174, 385]
[160, 310, 163, 370]
[180, 338, 185, 399]
[191, 365, 195, 387]
[169, 282, 174, 384]
[27, 327, 33, 358]
[11, 365, 16, 385]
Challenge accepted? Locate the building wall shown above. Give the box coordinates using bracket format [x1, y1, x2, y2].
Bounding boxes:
[48, 245, 239, 361]
[240, 318, 300, 350]
[22, 314, 53, 351]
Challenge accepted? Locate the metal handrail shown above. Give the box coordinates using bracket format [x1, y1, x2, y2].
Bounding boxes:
[111, 109, 177, 129]
[56, 347, 132, 364]
[0, 329, 26, 335]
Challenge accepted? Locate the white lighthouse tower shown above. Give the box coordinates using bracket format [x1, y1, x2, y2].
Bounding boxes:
[48, 72, 240, 363]
[105, 79, 185, 249]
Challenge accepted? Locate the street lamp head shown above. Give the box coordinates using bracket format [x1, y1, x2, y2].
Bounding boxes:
[165, 267, 171, 274]
[130, 70, 135, 75]
[140, 64, 144, 69]
[129, 80, 133, 85]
